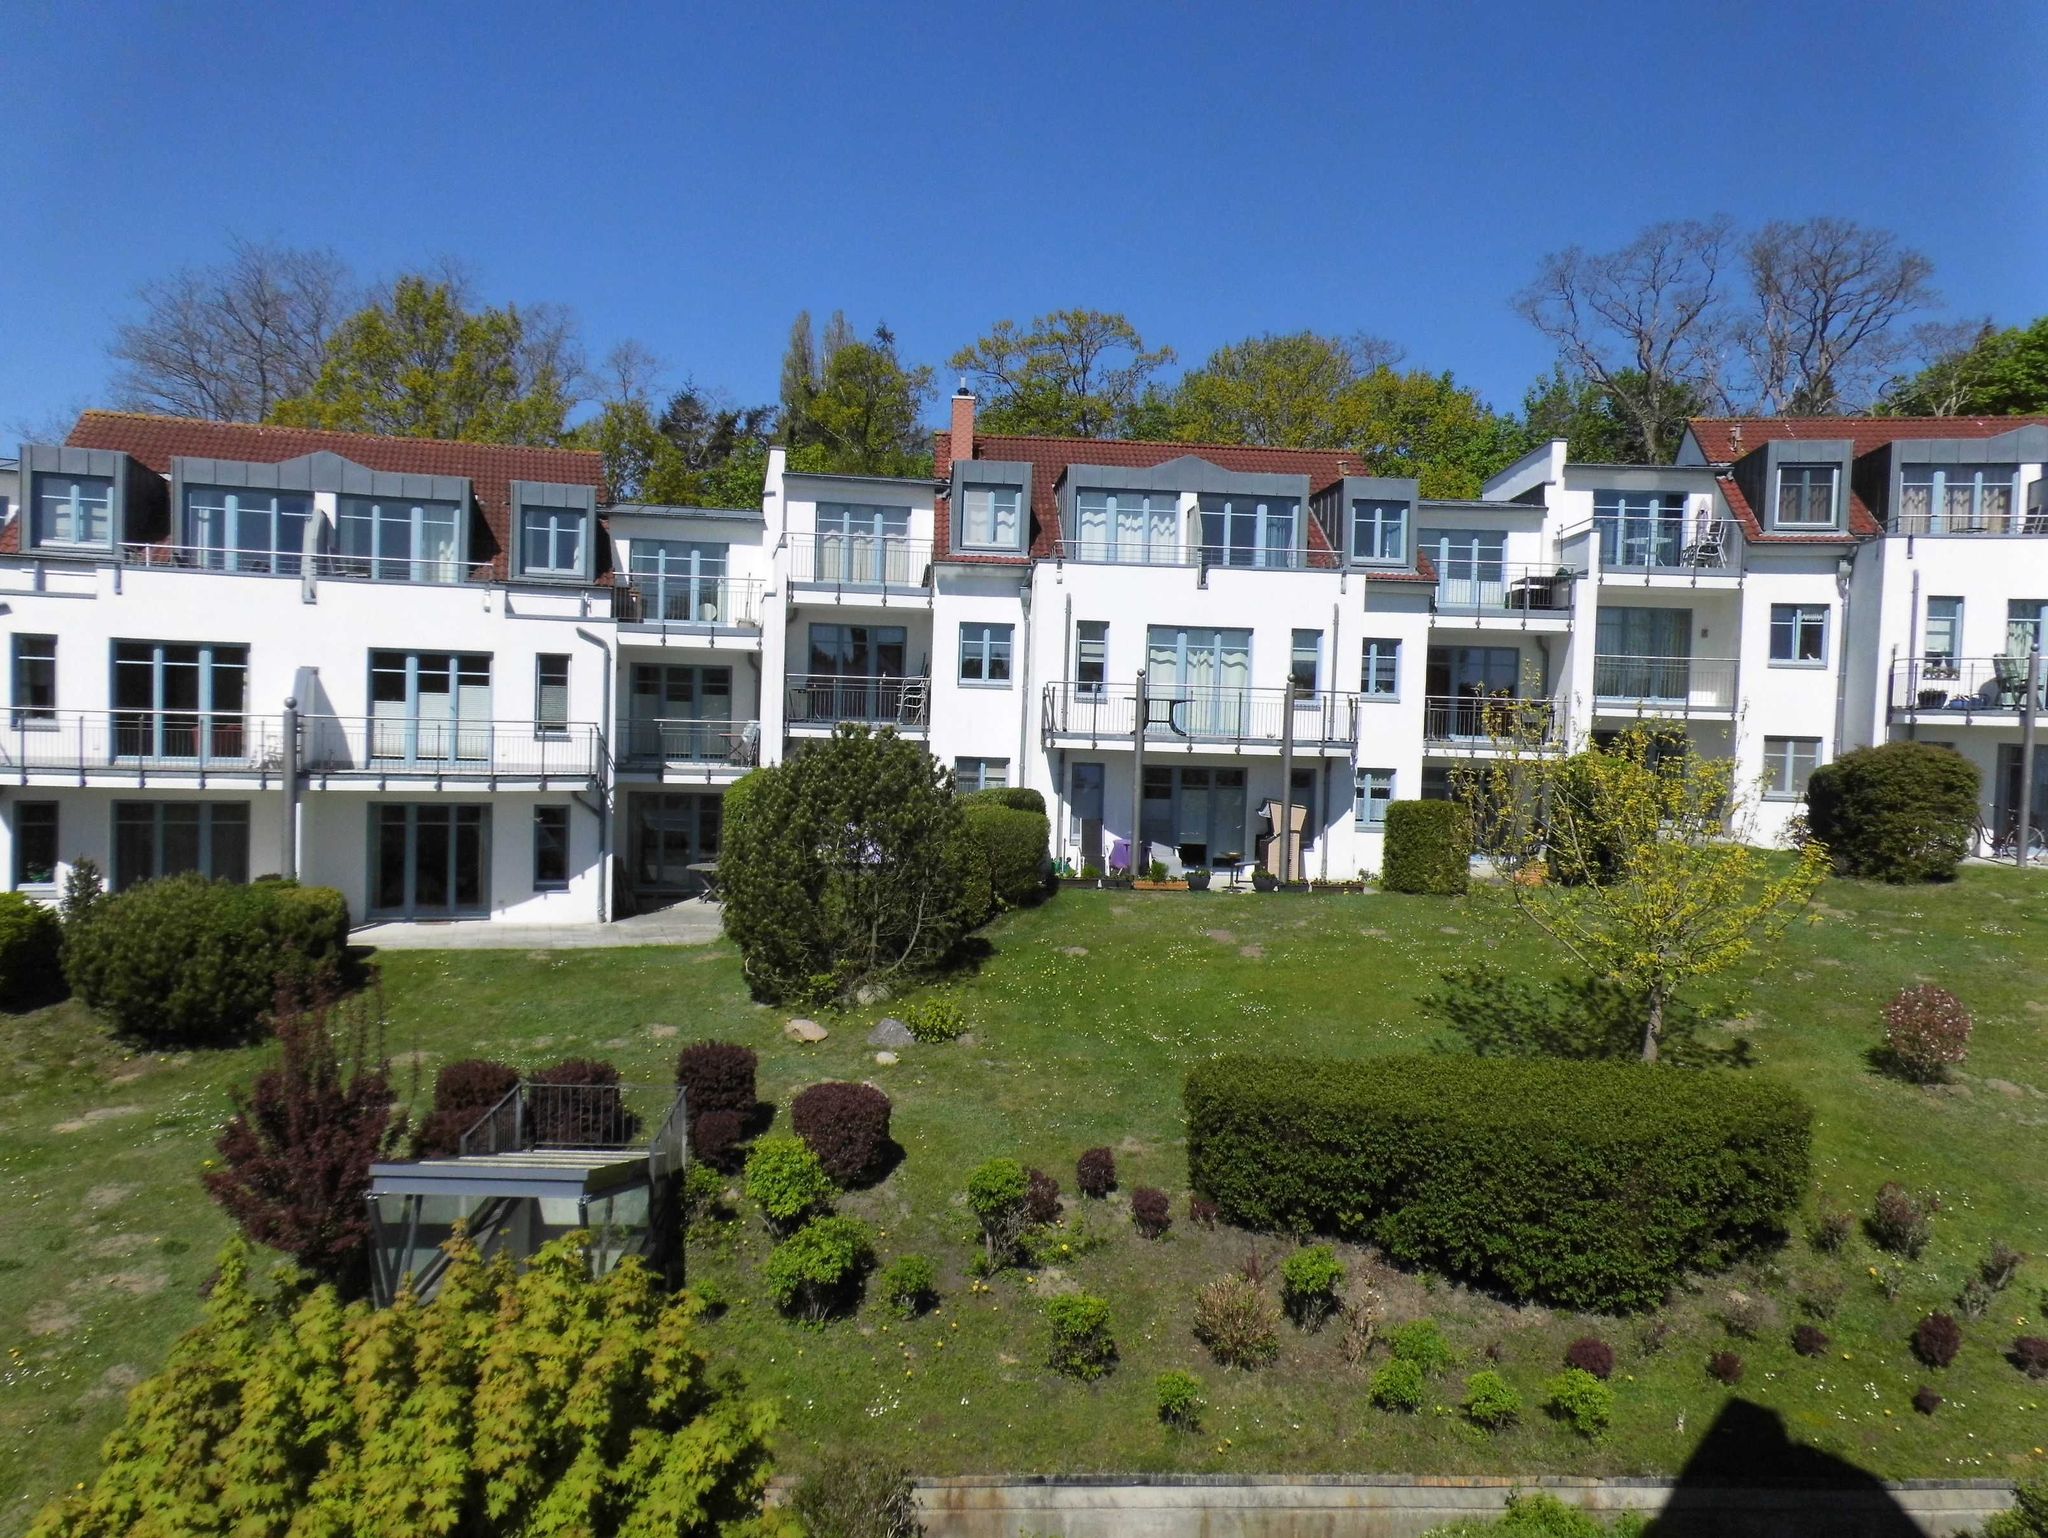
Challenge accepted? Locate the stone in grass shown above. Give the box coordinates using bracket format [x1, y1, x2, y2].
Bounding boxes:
[867, 1017, 916, 1048]
[874, 1051, 899, 1066]
[785, 1018, 828, 1044]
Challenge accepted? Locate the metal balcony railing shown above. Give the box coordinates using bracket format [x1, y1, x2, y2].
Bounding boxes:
[300, 717, 603, 779]
[784, 675, 930, 728]
[458, 1080, 682, 1156]
[1887, 500, 2047, 538]
[1041, 681, 1361, 747]
[1433, 564, 1578, 617]
[121, 542, 311, 577]
[1055, 537, 1199, 568]
[786, 535, 932, 590]
[1591, 655, 1738, 711]
[1592, 517, 1738, 575]
[1422, 694, 1565, 749]
[621, 717, 761, 765]
[1890, 656, 2048, 716]
[3, 709, 287, 777]
[611, 575, 763, 627]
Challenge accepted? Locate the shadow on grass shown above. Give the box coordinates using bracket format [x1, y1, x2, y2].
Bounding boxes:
[1647, 1399, 1922, 1536]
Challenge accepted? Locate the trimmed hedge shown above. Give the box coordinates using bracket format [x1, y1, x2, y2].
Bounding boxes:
[1380, 800, 1471, 894]
[675, 1041, 759, 1120]
[960, 786, 1047, 816]
[961, 802, 1051, 908]
[1185, 1053, 1811, 1310]
[790, 1080, 894, 1186]
[1805, 741, 1979, 882]
[412, 1058, 521, 1156]
[0, 892, 64, 1010]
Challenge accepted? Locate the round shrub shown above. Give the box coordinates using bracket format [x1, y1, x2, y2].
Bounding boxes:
[1868, 1182, 1937, 1257]
[1707, 1350, 1745, 1385]
[961, 801, 1051, 908]
[1913, 1312, 1963, 1369]
[1808, 1206, 1855, 1253]
[1805, 741, 1979, 882]
[1793, 1324, 1832, 1358]
[2009, 1336, 2048, 1379]
[1193, 1274, 1281, 1369]
[1131, 1186, 1171, 1239]
[1912, 1385, 1943, 1415]
[0, 892, 63, 1010]
[1562, 1336, 1614, 1380]
[1883, 984, 1972, 1082]
[744, 1135, 835, 1234]
[1024, 1167, 1062, 1226]
[1155, 1369, 1205, 1430]
[902, 996, 967, 1042]
[879, 1254, 937, 1319]
[1389, 1319, 1454, 1377]
[762, 1216, 873, 1320]
[959, 786, 1047, 816]
[1460, 1369, 1521, 1429]
[1076, 1146, 1116, 1198]
[690, 1109, 747, 1173]
[1281, 1245, 1346, 1331]
[674, 1040, 758, 1119]
[411, 1058, 520, 1156]
[1380, 799, 1472, 895]
[966, 1158, 1029, 1265]
[526, 1058, 637, 1146]
[1044, 1294, 1116, 1380]
[1543, 1367, 1613, 1438]
[1369, 1357, 1426, 1412]
[790, 1080, 893, 1186]
[63, 874, 349, 1046]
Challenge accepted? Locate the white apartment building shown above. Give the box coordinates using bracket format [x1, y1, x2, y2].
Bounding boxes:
[4, 405, 2045, 928]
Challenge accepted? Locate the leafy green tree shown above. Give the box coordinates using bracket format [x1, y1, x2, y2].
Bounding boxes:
[951, 309, 1172, 437]
[1454, 721, 1827, 1062]
[1163, 331, 1399, 447]
[28, 1235, 792, 1538]
[1881, 315, 2048, 416]
[580, 384, 773, 508]
[1335, 366, 1528, 497]
[781, 316, 933, 475]
[270, 275, 574, 444]
[1520, 365, 1662, 463]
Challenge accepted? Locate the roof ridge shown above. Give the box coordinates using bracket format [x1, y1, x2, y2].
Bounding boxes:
[72, 409, 603, 461]
[968, 430, 1358, 460]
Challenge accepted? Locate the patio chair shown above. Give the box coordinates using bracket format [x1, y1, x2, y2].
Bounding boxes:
[1991, 656, 2028, 707]
[1681, 520, 1728, 569]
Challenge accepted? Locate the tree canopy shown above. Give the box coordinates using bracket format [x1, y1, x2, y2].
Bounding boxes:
[950, 309, 1173, 438]
[1881, 315, 2048, 417]
[1161, 331, 1402, 448]
[781, 314, 933, 476]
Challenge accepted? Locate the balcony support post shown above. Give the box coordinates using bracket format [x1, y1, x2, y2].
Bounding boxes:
[1279, 687, 1297, 883]
[281, 697, 300, 881]
[1129, 670, 1147, 877]
[2021, 646, 2041, 869]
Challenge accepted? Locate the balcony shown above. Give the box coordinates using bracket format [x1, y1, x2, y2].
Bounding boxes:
[1422, 695, 1566, 754]
[784, 675, 930, 732]
[1432, 564, 1578, 623]
[300, 717, 603, 786]
[785, 536, 932, 596]
[1041, 681, 1360, 754]
[1593, 518, 1739, 580]
[619, 717, 761, 776]
[1887, 504, 2048, 538]
[1591, 656, 1737, 716]
[611, 575, 762, 630]
[1890, 657, 2048, 720]
[121, 542, 488, 586]
[1053, 539, 1340, 573]
[4, 709, 288, 784]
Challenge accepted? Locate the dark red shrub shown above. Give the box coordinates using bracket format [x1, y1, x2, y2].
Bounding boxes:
[1563, 1336, 1614, 1380]
[790, 1081, 893, 1186]
[1188, 1194, 1220, 1230]
[412, 1057, 521, 1156]
[1707, 1351, 1745, 1385]
[2011, 1336, 2048, 1380]
[1131, 1186, 1171, 1239]
[675, 1041, 758, 1120]
[1912, 1386, 1943, 1415]
[1793, 1324, 1832, 1358]
[691, 1109, 746, 1172]
[527, 1059, 637, 1146]
[1076, 1146, 1116, 1198]
[1912, 1312, 1962, 1369]
[1025, 1167, 1062, 1226]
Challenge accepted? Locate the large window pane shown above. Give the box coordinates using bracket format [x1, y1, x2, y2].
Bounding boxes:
[33, 474, 113, 547]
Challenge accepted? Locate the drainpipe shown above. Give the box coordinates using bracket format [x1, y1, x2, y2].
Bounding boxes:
[280, 695, 300, 880]
[575, 626, 613, 922]
[1833, 551, 1856, 761]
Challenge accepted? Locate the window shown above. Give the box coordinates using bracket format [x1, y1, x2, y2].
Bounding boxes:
[630, 540, 729, 622]
[32, 473, 113, 548]
[1763, 737, 1821, 800]
[1349, 500, 1409, 564]
[370, 652, 492, 765]
[1361, 639, 1401, 697]
[14, 802, 57, 887]
[959, 485, 1022, 550]
[184, 486, 313, 573]
[1923, 597, 1963, 669]
[1421, 528, 1507, 604]
[13, 634, 56, 725]
[1898, 464, 2018, 534]
[1075, 621, 1107, 697]
[628, 664, 733, 760]
[814, 503, 914, 585]
[955, 757, 1010, 791]
[2010, 600, 2048, 657]
[1594, 492, 1689, 569]
[958, 622, 1013, 685]
[1776, 464, 1838, 527]
[1769, 604, 1828, 665]
[1140, 765, 1247, 864]
[1200, 494, 1300, 568]
[337, 495, 461, 582]
[1290, 630, 1322, 695]
[112, 641, 248, 760]
[112, 802, 249, 890]
[535, 655, 570, 732]
[519, 505, 587, 576]
[533, 805, 570, 890]
[1072, 489, 1181, 563]
[373, 804, 488, 916]
[1354, 769, 1394, 827]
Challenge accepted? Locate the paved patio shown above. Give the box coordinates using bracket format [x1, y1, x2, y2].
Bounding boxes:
[351, 901, 724, 950]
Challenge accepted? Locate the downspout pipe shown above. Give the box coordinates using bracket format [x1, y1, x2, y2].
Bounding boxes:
[575, 626, 614, 923]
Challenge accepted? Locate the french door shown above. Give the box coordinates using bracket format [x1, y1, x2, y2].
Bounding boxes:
[628, 664, 733, 760]
[814, 503, 912, 585]
[1420, 529, 1507, 607]
[185, 488, 314, 574]
[630, 792, 723, 898]
[373, 804, 489, 918]
[1595, 608, 1691, 700]
[1146, 626, 1251, 738]
[112, 641, 248, 762]
[1425, 646, 1522, 738]
[631, 540, 729, 622]
[370, 652, 492, 765]
[799, 624, 910, 723]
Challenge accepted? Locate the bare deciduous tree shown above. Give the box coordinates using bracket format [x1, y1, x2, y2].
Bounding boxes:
[110, 239, 355, 421]
[1738, 218, 1938, 414]
[1514, 219, 1734, 462]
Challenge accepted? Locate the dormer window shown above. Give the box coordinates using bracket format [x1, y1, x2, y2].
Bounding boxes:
[1200, 494, 1300, 569]
[1775, 464, 1838, 528]
[1348, 499, 1409, 564]
[185, 486, 313, 574]
[959, 485, 1023, 551]
[32, 473, 114, 549]
[521, 504, 588, 577]
[1898, 464, 2018, 535]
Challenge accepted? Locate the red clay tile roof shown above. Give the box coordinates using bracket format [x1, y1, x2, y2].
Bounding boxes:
[32, 411, 605, 576]
[934, 428, 1364, 564]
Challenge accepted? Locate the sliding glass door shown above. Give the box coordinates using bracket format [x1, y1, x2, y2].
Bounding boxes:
[112, 641, 248, 762]
[372, 804, 488, 918]
[1595, 607, 1691, 699]
[628, 664, 732, 760]
[814, 503, 912, 585]
[370, 652, 492, 765]
[1146, 626, 1251, 738]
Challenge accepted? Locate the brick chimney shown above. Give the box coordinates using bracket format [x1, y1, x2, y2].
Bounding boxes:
[949, 382, 977, 463]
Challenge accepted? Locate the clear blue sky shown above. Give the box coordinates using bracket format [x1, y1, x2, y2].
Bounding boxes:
[3, 0, 2043, 438]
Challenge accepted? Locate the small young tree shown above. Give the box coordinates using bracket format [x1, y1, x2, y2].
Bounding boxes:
[1456, 719, 1827, 1062]
[202, 985, 405, 1296]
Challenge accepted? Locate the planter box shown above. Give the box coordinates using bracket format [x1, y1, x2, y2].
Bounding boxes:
[1132, 880, 1190, 892]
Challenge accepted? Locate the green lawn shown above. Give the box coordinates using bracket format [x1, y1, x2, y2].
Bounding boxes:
[5, 873, 2048, 1532]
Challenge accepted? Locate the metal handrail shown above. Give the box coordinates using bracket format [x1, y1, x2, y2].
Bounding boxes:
[786, 536, 933, 589]
[1432, 563, 1579, 616]
[1890, 656, 2048, 715]
[1054, 538, 1199, 568]
[300, 716, 602, 778]
[612, 575, 764, 626]
[785, 675, 930, 728]
[455, 1081, 653, 1155]
[621, 717, 760, 765]
[1422, 694, 1564, 746]
[1041, 681, 1361, 746]
[1591, 655, 1738, 710]
[3, 709, 287, 776]
[121, 542, 310, 576]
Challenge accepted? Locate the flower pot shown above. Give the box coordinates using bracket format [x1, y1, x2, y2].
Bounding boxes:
[1184, 871, 1213, 892]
